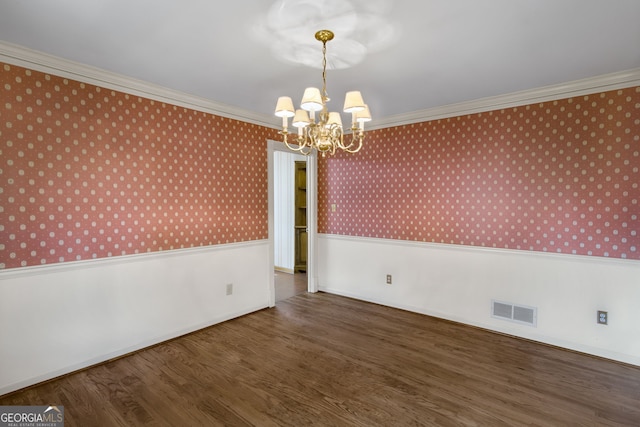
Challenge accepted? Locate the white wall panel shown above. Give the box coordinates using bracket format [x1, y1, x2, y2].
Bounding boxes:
[273, 151, 293, 271]
[318, 234, 640, 366]
[0, 241, 270, 395]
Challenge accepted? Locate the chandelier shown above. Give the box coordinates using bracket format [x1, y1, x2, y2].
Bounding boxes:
[274, 30, 371, 156]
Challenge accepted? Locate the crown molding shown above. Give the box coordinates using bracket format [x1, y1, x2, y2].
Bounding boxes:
[2, 41, 638, 131]
[370, 68, 640, 130]
[0, 41, 277, 128]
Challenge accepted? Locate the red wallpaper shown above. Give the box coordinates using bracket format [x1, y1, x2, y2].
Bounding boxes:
[0, 63, 278, 269]
[319, 87, 640, 260]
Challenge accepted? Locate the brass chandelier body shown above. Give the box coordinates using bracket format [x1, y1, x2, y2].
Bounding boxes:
[274, 30, 371, 156]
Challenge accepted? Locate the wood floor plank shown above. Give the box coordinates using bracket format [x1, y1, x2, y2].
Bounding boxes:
[2, 292, 639, 426]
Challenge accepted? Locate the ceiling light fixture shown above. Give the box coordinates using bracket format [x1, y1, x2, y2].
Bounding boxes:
[274, 30, 371, 156]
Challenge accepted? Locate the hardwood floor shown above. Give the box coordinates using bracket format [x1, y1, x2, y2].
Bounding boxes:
[274, 270, 307, 302]
[2, 292, 639, 426]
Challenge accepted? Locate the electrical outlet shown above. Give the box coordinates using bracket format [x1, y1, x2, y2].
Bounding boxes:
[226, 283, 233, 296]
[597, 310, 608, 325]
[386, 274, 392, 285]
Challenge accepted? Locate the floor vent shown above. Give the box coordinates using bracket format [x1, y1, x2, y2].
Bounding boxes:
[492, 300, 537, 327]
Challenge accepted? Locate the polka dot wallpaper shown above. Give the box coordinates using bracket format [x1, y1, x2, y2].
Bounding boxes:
[0, 62, 278, 269]
[319, 87, 640, 260]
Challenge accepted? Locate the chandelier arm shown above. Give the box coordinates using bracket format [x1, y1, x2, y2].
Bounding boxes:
[296, 129, 313, 155]
[284, 140, 307, 153]
[344, 142, 363, 153]
[336, 129, 353, 150]
[281, 131, 309, 154]
[340, 131, 364, 153]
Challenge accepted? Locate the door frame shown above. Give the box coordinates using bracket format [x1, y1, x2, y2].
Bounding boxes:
[267, 139, 318, 307]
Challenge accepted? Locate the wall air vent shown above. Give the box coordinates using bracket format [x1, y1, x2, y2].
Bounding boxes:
[492, 300, 537, 327]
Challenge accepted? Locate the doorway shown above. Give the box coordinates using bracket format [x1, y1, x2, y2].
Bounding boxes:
[267, 140, 317, 306]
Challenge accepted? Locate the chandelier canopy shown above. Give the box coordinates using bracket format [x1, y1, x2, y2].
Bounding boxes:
[274, 30, 371, 156]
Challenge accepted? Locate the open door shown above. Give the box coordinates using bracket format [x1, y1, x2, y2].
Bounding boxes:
[294, 161, 307, 272]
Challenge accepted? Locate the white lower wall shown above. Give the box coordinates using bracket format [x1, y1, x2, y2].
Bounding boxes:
[318, 234, 640, 366]
[0, 241, 271, 395]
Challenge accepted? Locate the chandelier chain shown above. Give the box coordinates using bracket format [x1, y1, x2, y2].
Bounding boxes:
[321, 41, 328, 101]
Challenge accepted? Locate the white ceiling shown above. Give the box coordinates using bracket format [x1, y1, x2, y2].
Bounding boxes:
[1, 0, 640, 126]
